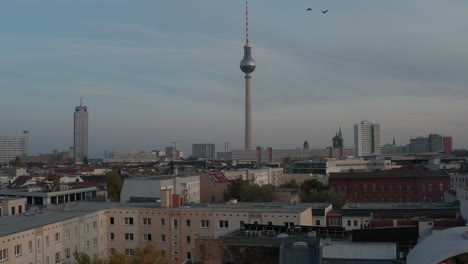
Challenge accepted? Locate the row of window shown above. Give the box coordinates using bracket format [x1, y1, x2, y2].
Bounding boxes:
[357, 195, 444, 203]
[111, 248, 192, 261]
[0, 246, 73, 263]
[112, 233, 193, 244]
[110, 217, 229, 229]
[335, 183, 444, 193]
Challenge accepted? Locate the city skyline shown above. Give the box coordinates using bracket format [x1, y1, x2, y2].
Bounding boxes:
[1, 0, 468, 156]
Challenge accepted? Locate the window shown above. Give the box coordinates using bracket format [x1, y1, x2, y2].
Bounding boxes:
[344, 185, 349, 192]
[186, 219, 191, 227]
[422, 184, 426, 191]
[315, 220, 321, 226]
[55, 252, 61, 263]
[110, 248, 115, 256]
[398, 184, 402, 192]
[372, 184, 377, 192]
[407, 184, 412, 192]
[382, 197, 385, 203]
[65, 248, 71, 259]
[93, 221, 97, 229]
[143, 218, 152, 226]
[173, 219, 178, 229]
[37, 239, 42, 252]
[54, 232, 60, 243]
[124, 233, 134, 241]
[329, 218, 341, 226]
[364, 184, 368, 192]
[11, 207, 15, 215]
[441, 195, 444, 202]
[219, 220, 229, 228]
[86, 241, 90, 251]
[110, 233, 115, 240]
[428, 184, 433, 192]
[381, 184, 385, 192]
[110, 217, 115, 225]
[440, 183, 444, 192]
[125, 249, 134, 256]
[399, 196, 402, 203]
[338, 185, 342, 192]
[389, 197, 394, 203]
[186, 236, 191, 244]
[161, 218, 166, 226]
[0, 249, 7, 261]
[353, 190, 358, 199]
[65, 230, 70, 240]
[87, 224, 89, 233]
[347, 220, 351, 226]
[143, 234, 152, 241]
[19, 206, 22, 214]
[46, 256, 50, 264]
[46, 236, 50, 247]
[93, 238, 97, 247]
[14, 245, 21, 256]
[29, 241, 33, 252]
[125, 217, 134, 225]
[201, 220, 210, 228]
[390, 184, 394, 192]
[187, 252, 191, 260]
[363, 196, 368, 202]
[373, 197, 377, 203]
[354, 220, 358, 226]
[161, 235, 166, 242]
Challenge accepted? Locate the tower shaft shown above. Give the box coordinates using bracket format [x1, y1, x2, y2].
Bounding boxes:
[245, 73, 253, 150]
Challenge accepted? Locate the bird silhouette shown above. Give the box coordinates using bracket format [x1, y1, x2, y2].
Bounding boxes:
[307, 8, 312, 11]
[321, 9, 328, 14]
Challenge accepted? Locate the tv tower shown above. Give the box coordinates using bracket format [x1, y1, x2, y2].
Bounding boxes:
[240, 0, 256, 150]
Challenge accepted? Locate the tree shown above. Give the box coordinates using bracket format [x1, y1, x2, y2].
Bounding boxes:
[224, 179, 277, 202]
[105, 170, 123, 202]
[69, 245, 174, 264]
[300, 190, 347, 209]
[279, 179, 299, 189]
[299, 179, 328, 193]
[9, 156, 24, 167]
[224, 178, 250, 201]
[83, 156, 89, 165]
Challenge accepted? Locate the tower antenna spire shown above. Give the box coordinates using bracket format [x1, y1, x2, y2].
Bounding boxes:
[245, 0, 249, 45]
[80, 97, 83, 106]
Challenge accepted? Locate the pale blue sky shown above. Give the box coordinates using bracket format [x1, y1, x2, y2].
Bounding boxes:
[1, 0, 468, 157]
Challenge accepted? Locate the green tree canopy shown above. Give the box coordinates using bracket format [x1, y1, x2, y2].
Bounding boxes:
[224, 179, 277, 202]
[299, 179, 328, 193]
[105, 170, 123, 202]
[70, 245, 173, 264]
[279, 179, 299, 189]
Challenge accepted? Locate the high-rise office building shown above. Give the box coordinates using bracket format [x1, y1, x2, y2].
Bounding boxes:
[0, 130, 29, 164]
[192, 143, 216, 159]
[409, 134, 452, 154]
[354, 121, 381, 156]
[74, 100, 88, 162]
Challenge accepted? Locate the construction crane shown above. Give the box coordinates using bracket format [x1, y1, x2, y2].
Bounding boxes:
[170, 140, 191, 160]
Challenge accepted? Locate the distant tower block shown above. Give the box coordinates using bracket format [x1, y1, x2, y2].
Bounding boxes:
[240, 0, 256, 150]
[74, 98, 89, 162]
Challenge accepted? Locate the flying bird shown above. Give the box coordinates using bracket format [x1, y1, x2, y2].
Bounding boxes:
[307, 8, 312, 11]
[321, 9, 328, 14]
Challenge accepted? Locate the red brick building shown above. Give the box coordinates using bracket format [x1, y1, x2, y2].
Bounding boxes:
[329, 169, 450, 203]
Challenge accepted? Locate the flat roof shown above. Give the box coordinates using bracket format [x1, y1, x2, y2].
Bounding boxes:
[343, 202, 459, 210]
[322, 242, 396, 260]
[330, 170, 449, 179]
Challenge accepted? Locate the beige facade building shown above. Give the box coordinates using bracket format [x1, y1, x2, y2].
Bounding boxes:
[0, 201, 329, 263]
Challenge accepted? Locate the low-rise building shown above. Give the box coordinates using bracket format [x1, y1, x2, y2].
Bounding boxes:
[290, 157, 401, 175]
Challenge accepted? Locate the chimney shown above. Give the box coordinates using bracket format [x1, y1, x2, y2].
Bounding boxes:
[172, 194, 185, 208]
[161, 188, 173, 208]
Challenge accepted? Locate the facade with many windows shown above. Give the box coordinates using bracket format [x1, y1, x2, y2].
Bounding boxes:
[329, 170, 450, 203]
[0, 202, 328, 264]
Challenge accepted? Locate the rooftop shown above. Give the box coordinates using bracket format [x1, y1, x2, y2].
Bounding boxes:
[330, 169, 449, 179]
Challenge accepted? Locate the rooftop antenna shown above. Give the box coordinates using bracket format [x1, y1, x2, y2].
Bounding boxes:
[80, 97, 83, 106]
[245, 0, 249, 45]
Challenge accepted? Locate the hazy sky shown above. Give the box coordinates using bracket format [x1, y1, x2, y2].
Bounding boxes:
[1, 0, 468, 157]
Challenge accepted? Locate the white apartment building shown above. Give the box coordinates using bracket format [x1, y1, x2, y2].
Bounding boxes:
[0, 201, 329, 264]
[120, 175, 200, 203]
[222, 168, 284, 186]
[290, 157, 400, 175]
[354, 120, 381, 157]
[0, 131, 28, 164]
